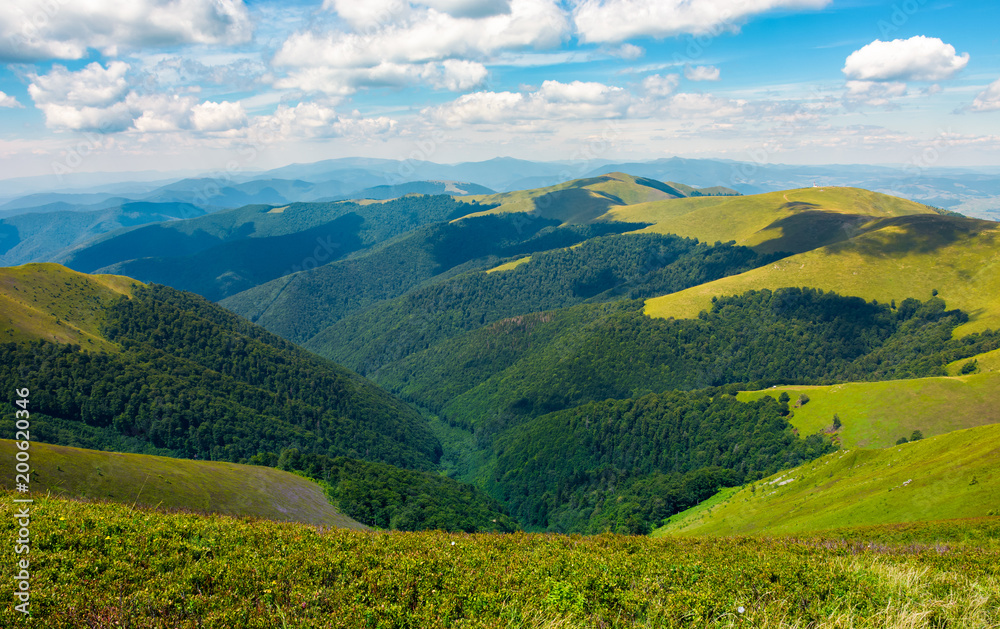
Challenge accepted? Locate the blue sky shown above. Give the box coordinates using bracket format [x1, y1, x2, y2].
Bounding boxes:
[0, 0, 998, 180]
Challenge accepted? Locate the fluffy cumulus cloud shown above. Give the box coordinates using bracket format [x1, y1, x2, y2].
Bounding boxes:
[684, 65, 720, 81]
[843, 36, 969, 82]
[971, 78, 1000, 113]
[572, 0, 829, 43]
[0, 91, 20, 107]
[0, 0, 252, 62]
[28, 61, 246, 133]
[425, 76, 751, 126]
[641, 73, 680, 97]
[274, 0, 568, 95]
[425, 79, 630, 124]
[247, 102, 397, 141]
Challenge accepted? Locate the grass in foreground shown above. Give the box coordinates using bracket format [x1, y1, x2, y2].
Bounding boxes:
[2, 490, 998, 628]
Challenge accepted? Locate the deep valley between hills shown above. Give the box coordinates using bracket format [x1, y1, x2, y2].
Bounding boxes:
[2, 172, 998, 627]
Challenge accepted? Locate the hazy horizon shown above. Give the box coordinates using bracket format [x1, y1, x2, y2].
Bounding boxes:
[1, 0, 999, 183]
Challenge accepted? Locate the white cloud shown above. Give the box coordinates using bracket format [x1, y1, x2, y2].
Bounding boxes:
[28, 61, 246, 133]
[572, 0, 830, 44]
[426, 79, 630, 125]
[668, 92, 746, 118]
[843, 36, 969, 82]
[29, 62, 131, 109]
[248, 103, 397, 141]
[0, 91, 22, 108]
[132, 94, 199, 132]
[422, 0, 512, 18]
[274, 0, 568, 95]
[685, 65, 720, 81]
[0, 0, 252, 62]
[607, 43, 643, 59]
[28, 62, 134, 131]
[843, 80, 907, 107]
[434, 59, 490, 91]
[642, 73, 680, 97]
[191, 100, 248, 131]
[971, 78, 1000, 113]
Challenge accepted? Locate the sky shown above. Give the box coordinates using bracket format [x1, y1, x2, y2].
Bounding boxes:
[0, 0, 999, 181]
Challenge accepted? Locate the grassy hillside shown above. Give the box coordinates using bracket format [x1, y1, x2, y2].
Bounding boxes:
[0, 265, 442, 470]
[645, 213, 1000, 336]
[606, 187, 938, 254]
[738, 372, 1000, 449]
[0, 263, 138, 350]
[655, 423, 1000, 536]
[0, 440, 364, 528]
[947, 346, 1000, 374]
[460, 172, 723, 224]
[223, 213, 643, 344]
[3, 488, 997, 628]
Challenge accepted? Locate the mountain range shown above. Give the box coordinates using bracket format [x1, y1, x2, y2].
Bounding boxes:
[1, 164, 998, 538]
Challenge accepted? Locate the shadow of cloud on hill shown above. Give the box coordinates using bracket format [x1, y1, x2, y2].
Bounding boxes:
[822, 214, 1000, 259]
[752, 209, 880, 255]
[532, 187, 625, 224]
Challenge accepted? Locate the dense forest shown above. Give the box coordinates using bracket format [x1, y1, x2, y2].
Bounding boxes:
[223, 212, 650, 343]
[307, 232, 783, 373]
[66, 195, 486, 301]
[0, 284, 441, 469]
[485, 391, 833, 534]
[250, 449, 519, 533]
[375, 289, 1000, 433]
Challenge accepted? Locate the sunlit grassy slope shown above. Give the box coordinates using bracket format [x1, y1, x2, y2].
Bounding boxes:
[645, 214, 1000, 336]
[0, 440, 364, 528]
[0, 262, 139, 349]
[738, 372, 1000, 449]
[654, 423, 1000, 537]
[605, 187, 938, 254]
[4, 487, 997, 628]
[459, 172, 695, 224]
[946, 346, 1000, 375]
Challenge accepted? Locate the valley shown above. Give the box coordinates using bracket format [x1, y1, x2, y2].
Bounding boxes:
[2, 167, 998, 627]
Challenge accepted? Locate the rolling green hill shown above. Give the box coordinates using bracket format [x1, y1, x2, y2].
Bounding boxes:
[374, 288, 998, 434]
[645, 213, 1000, 336]
[0, 439, 365, 528]
[738, 371, 1000, 449]
[605, 186, 939, 254]
[58, 195, 475, 300]
[0, 262, 138, 350]
[222, 213, 645, 344]
[654, 423, 1000, 536]
[0, 264, 441, 470]
[460, 172, 736, 225]
[305, 234, 774, 375]
[0, 201, 207, 266]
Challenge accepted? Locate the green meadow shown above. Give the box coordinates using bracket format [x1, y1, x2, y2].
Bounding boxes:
[0, 263, 139, 350]
[738, 371, 1000, 449]
[0, 440, 363, 528]
[645, 214, 1000, 336]
[655, 423, 1000, 537]
[2, 489, 998, 628]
